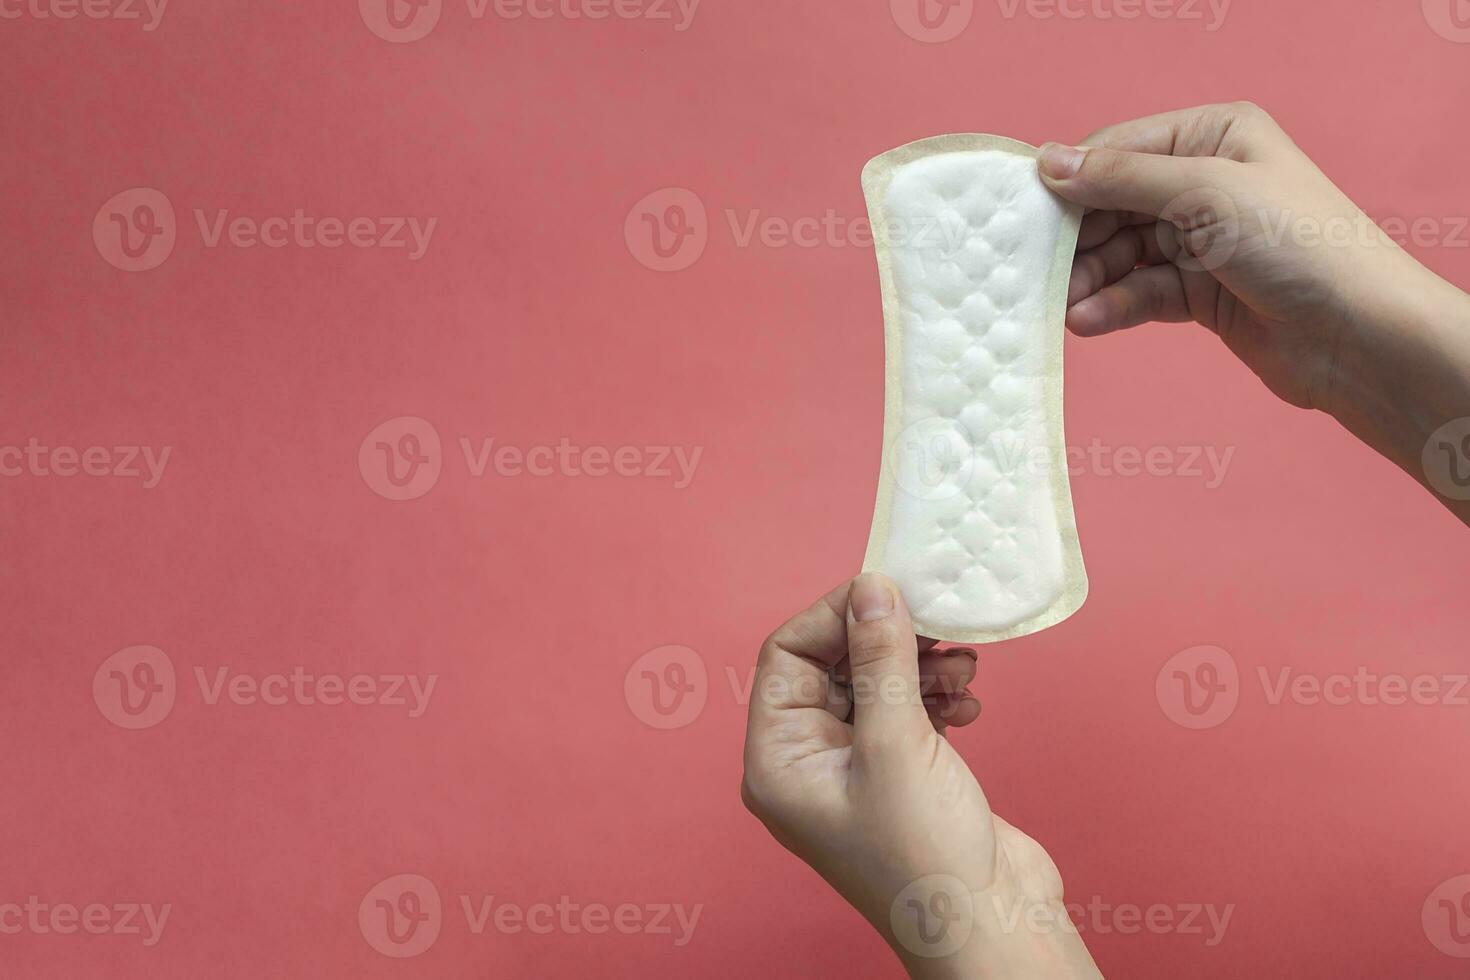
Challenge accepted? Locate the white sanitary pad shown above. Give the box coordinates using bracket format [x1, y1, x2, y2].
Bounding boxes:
[861, 135, 1087, 643]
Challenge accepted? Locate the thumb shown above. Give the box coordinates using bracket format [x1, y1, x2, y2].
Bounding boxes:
[845, 573, 927, 750]
[1037, 142, 1236, 219]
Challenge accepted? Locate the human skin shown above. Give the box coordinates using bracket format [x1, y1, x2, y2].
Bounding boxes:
[742, 573, 1104, 979]
[743, 103, 1470, 979]
[1039, 102, 1470, 526]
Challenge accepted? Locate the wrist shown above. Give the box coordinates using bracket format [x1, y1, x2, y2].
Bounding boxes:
[1317, 257, 1470, 516]
[891, 883, 1103, 980]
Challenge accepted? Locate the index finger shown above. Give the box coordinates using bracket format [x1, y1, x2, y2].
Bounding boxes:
[1082, 108, 1202, 154]
[1081, 102, 1288, 163]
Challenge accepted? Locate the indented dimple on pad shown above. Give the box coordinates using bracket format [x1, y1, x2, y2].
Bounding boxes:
[861, 135, 1088, 644]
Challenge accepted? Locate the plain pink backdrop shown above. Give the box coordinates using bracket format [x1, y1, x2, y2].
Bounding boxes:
[3, 0, 1469, 976]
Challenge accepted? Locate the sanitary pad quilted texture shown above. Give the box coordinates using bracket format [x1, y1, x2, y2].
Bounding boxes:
[861, 135, 1087, 643]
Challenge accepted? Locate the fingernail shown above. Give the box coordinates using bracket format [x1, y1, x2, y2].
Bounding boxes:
[1039, 142, 1085, 180]
[849, 573, 895, 623]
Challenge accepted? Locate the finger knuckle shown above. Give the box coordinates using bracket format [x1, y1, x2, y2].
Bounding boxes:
[758, 632, 784, 663]
[845, 630, 898, 670]
[1230, 99, 1271, 122]
[1119, 227, 1148, 265]
[1081, 147, 1128, 185]
[1080, 250, 1107, 285]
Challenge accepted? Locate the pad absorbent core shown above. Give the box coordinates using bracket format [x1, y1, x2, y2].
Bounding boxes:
[861, 134, 1087, 643]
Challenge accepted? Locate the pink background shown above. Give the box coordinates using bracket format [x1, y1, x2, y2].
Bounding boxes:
[4, 0, 1469, 976]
